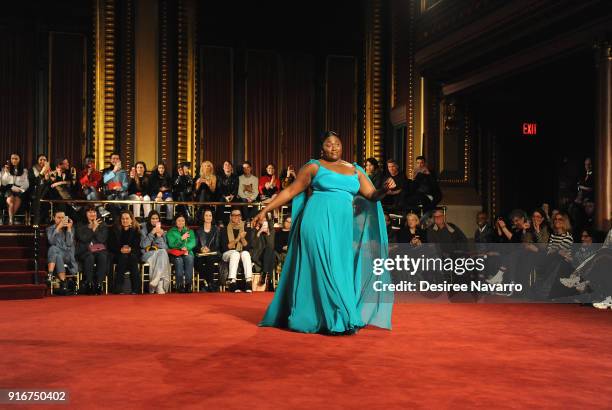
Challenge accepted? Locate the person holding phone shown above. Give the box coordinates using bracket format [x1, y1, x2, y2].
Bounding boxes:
[166, 214, 197, 293]
[47, 210, 78, 295]
[140, 211, 171, 294]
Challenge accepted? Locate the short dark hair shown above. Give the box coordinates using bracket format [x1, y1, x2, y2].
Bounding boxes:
[386, 159, 398, 165]
[416, 156, 426, 162]
[365, 157, 379, 168]
[319, 131, 339, 148]
[110, 152, 120, 158]
[242, 161, 252, 167]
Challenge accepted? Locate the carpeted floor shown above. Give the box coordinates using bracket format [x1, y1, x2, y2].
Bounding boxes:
[1, 294, 611, 409]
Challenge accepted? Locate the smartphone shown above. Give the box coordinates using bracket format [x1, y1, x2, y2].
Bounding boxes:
[156, 221, 162, 229]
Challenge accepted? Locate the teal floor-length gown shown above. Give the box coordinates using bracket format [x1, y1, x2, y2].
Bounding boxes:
[260, 159, 393, 334]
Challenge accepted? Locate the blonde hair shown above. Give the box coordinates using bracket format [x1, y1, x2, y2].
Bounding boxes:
[554, 212, 572, 234]
[406, 212, 420, 227]
[199, 160, 216, 182]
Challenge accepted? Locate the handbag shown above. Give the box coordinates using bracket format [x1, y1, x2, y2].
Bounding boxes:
[88, 243, 106, 253]
[168, 249, 186, 257]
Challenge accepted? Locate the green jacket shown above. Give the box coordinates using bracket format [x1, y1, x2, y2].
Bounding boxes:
[166, 226, 197, 256]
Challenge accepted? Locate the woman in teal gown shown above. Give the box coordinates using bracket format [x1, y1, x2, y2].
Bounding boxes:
[253, 132, 395, 334]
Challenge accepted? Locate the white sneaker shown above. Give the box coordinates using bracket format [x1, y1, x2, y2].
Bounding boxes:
[593, 296, 612, 310]
[486, 270, 504, 284]
[245, 289, 252, 293]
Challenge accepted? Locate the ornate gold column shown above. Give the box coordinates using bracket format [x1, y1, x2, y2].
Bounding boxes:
[93, 0, 117, 170]
[595, 40, 612, 231]
[134, 0, 159, 168]
[176, 0, 197, 173]
[363, 0, 384, 163]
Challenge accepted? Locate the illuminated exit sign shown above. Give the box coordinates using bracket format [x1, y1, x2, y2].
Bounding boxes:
[522, 122, 537, 135]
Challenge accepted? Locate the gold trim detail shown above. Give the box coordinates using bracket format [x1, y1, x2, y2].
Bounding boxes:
[177, 0, 197, 173]
[159, 0, 169, 164]
[364, 0, 384, 163]
[94, 0, 116, 170]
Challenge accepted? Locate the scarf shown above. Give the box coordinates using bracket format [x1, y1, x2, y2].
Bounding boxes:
[227, 221, 245, 251]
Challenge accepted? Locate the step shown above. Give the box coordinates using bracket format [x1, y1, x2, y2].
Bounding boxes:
[0, 259, 35, 272]
[0, 247, 31, 259]
[0, 271, 46, 285]
[0, 284, 47, 300]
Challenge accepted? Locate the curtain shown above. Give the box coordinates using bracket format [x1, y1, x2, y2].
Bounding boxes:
[281, 54, 315, 170]
[48, 32, 86, 168]
[200, 46, 233, 169]
[245, 50, 280, 175]
[326, 56, 357, 162]
[0, 29, 36, 166]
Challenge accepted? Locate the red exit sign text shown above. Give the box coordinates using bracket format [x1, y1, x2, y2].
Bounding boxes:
[522, 123, 537, 135]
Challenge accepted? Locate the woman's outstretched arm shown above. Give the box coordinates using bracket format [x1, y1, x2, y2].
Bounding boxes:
[252, 163, 317, 228]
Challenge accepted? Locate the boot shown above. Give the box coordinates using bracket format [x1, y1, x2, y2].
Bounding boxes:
[185, 283, 192, 293]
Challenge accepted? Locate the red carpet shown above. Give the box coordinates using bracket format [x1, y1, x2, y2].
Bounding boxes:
[1, 294, 612, 409]
[0, 226, 46, 300]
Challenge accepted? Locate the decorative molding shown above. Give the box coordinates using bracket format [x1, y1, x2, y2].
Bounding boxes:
[406, 0, 417, 178]
[176, 0, 197, 173]
[363, 0, 384, 164]
[93, 0, 116, 170]
[158, 0, 170, 164]
[120, 0, 135, 168]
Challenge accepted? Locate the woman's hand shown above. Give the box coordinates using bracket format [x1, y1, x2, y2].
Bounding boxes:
[181, 232, 190, 241]
[252, 212, 266, 229]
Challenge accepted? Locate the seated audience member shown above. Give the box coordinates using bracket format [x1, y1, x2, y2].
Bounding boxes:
[238, 161, 259, 220]
[575, 157, 594, 204]
[275, 215, 291, 264]
[573, 229, 597, 268]
[149, 162, 174, 221]
[251, 216, 276, 287]
[474, 211, 495, 249]
[28, 154, 51, 224]
[404, 156, 442, 212]
[280, 165, 296, 189]
[102, 152, 129, 218]
[128, 161, 151, 220]
[382, 159, 410, 212]
[196, 209, 221, 291]
[79, 155, 102, 200]
[365, 157, 383, 190]
[524, 212, 575, 298]
[167, 214, 197, 293]
[220, 208, 254, 292]
[109, 210, 141, 294]
[531, 208, 551, 245]
[426, 208, 467, 255]
[140, 211, 171, 294]
[75, 206, 109, 295]
[258, 163, 280, 201]
[173, 162, 194, 220]
[495, 210, 528, 243]
[195, 160, 217, 202]
[397, 212, 427, 246]
[384, 213, 398, 243]
[259, 163, 281, 223]
[47, 210, 78, 295]
[217, 160, 239, 224]
[1, 153, 29, 225]
[48, 157, 76, 201]
[79, 155, 109, 218]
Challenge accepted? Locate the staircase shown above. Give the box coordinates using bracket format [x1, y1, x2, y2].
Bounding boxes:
[0, 225, 47, 300]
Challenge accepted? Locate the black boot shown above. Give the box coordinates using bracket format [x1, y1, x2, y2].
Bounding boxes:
[95, 282, 103, 295]
[78, 282, 92, 295]
[185, 283, 192, 293]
